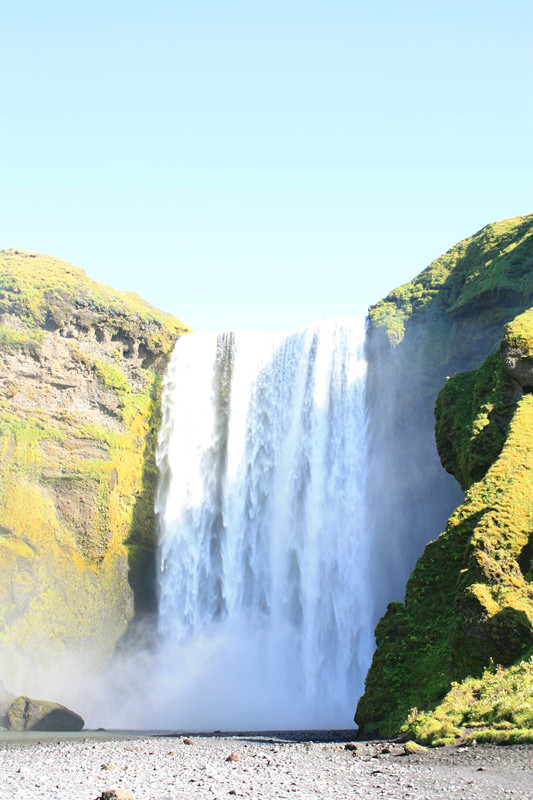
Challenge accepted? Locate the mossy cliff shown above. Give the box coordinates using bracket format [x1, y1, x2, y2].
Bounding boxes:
[0, 249, 189, 672]
[357, 214, 533, 743]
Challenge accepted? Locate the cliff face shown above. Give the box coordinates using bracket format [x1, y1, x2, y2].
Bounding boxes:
[363, 215, 533, 622]
[358, 214, 533, 743]
[0, 250, 189, 675]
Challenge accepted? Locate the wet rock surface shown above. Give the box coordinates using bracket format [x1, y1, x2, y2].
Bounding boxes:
[0, 730, 531, 799]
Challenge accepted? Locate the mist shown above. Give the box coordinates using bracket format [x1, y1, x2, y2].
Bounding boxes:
[1, 311, 491, 732]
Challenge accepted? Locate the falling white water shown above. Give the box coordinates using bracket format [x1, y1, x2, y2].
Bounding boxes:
[155, 317, 372, 729]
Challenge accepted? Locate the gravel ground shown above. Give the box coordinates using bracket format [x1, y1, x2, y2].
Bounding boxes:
[0, 730, 531, 800]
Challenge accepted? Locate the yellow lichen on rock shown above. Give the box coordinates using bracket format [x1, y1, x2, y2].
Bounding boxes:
[0, 249, 189, 675]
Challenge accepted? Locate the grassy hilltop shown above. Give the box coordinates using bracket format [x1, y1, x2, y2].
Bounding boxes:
[0, 249, 189, 675]
[357, 214, 533, 744]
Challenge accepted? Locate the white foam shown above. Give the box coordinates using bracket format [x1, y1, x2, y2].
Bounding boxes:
[155, 317, 372, 729]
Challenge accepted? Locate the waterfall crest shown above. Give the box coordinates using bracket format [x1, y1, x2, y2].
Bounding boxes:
[155, 317, 371, 729]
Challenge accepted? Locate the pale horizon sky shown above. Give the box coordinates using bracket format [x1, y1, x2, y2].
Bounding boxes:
[2, 1, 532, 331]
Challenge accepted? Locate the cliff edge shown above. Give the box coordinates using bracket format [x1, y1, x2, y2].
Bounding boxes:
[0, 249, 189, 677]
[357, 214, 533, 744]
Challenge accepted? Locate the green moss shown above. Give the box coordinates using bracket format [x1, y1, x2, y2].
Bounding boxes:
[366, 215, 533, 440]
[356, 510, 475, 736]
[77, 424, 117, 447]
[435, 354, 518, 490]
[407, 714, 461, 746]
[0, 367, 162, 653]
[0, 323, 42, 349]
[357, 341, 533, 739]
[369, 214, 533, 352]
[0, 250, 189, 663]
[468, 729, 533, 744]
[359, 214, 533, 742]
[403, 655, 533, 745]
[403, 740, 427, 753]
[92, 359, 131, 394]
[0, 248, 190, 347]
[503, 307, 533, 357]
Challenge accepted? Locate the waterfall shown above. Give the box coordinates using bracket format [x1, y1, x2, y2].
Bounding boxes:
[155, 317, 372, 729]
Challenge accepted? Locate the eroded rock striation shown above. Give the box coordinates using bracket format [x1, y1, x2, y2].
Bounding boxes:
[357, 213, 533, 744]
[0, 249, 189, 672]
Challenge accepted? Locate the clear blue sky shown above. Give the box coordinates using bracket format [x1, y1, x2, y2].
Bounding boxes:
[2, 1, 532, 331]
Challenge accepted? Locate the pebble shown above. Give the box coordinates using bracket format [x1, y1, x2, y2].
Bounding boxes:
[0, 732, 531, 800]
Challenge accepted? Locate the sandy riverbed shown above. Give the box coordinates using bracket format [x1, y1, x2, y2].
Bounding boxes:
[0, 730, 531, 799]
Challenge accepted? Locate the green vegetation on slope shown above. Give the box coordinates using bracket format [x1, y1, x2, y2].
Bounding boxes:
[0, 249, 190, 663]
[434, 353, 518, 491]
[369, 214, 533, 361]
[0, 248, 188, 351]
[504, 307, 533, 356]
[356, 305, 533, 744]
[406, 653, 533, 746]
[363, 215, 533, 652]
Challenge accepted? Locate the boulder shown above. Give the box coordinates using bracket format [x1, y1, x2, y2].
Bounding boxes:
[404, 740, 427, 755]
[5, 695, 84, 731]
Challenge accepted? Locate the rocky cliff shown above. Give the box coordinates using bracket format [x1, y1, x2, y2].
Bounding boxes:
[0, 250, 189, 680]
[357, 214, 533, 743]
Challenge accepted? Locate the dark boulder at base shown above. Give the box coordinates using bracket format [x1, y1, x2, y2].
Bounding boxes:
[5, 695, 84, 731]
